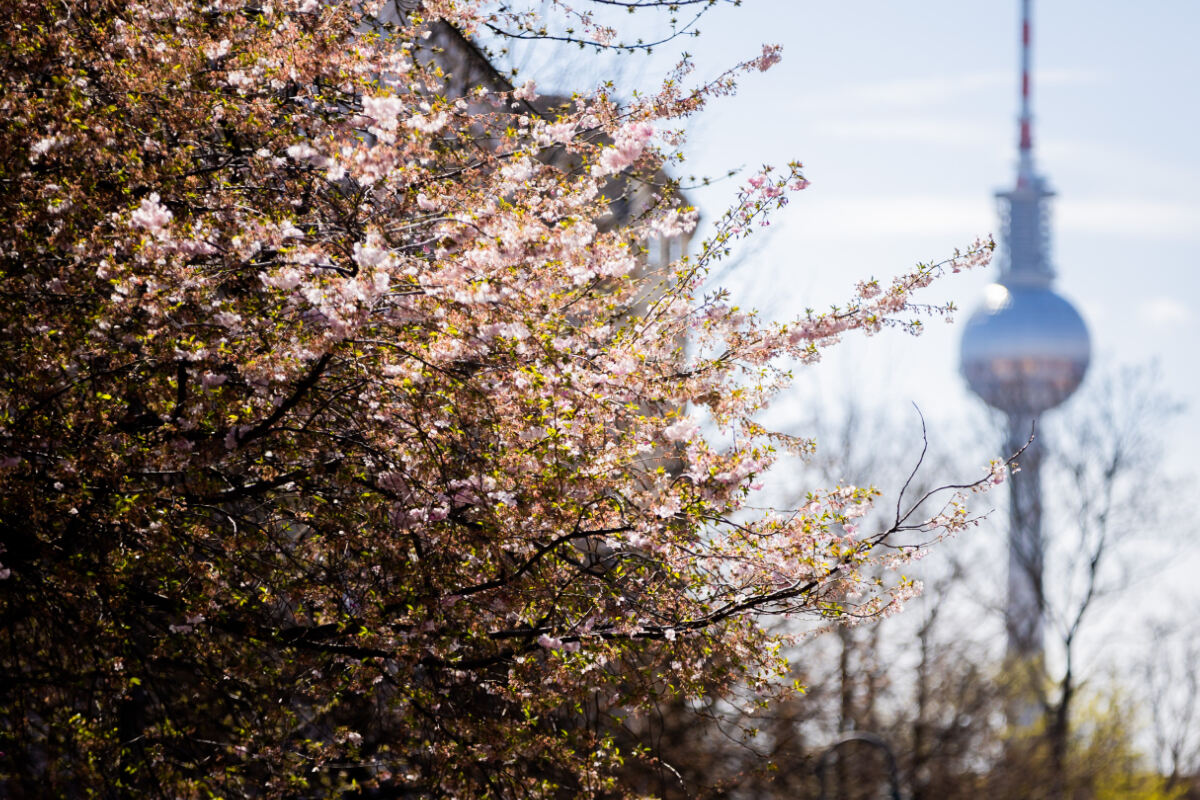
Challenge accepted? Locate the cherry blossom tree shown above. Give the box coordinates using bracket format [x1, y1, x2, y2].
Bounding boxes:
[0, 1, 994, 796]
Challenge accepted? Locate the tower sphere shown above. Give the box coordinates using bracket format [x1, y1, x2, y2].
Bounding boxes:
[960, 281, 1091, 416]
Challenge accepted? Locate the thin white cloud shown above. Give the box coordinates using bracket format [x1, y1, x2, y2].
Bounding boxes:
[1057, 199, 1200, 240]
[815, 116, 995, 148]
[774, 193, 1199, 244]
[833, 72, 1007, 108]
[801, 68, 1102, 112]
[783, 195, 992, 239]
[804, 67, 1107, 151]
[1039, 138, 1200, 193]
[1137, 296, 1192, 327]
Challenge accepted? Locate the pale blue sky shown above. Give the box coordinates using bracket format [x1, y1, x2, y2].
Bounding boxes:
[507, 1, 1199, 462]
[599, 0, 1200, 474]
[640, 1, 1200, 688]
[497, 0, 1200, 651]
[655, 1, 1200, 637]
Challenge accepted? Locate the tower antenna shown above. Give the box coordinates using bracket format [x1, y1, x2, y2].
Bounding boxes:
[1018, 0, 1034, 179]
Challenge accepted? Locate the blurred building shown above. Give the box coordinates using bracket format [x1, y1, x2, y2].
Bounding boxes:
[378, 1, 694, 260]
[959, 0, 1090, 661]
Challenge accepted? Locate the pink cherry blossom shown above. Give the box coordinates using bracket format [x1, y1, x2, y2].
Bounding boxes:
[130, 193, 172, 234]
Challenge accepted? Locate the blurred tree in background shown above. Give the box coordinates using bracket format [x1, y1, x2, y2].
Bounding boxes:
[595, 369, 1196, 800]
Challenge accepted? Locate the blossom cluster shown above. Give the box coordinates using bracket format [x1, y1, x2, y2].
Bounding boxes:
[0, 0, 996, 796]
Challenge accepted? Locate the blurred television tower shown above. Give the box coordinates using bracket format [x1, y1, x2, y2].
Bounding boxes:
[959, 0, 1091, 661]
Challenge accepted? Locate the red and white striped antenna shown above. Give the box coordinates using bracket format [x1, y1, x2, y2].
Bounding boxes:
[1017, 0, 1035, 181]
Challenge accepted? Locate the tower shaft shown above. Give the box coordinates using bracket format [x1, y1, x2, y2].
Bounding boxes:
[998, 0, 1055, 665]
[1005, 416, 1045, 659]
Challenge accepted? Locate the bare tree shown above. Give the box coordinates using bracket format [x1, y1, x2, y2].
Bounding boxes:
[583, 365, 1192, 799]
[1140, 615, 1200, 794]
[1027, 364, 1185, 796]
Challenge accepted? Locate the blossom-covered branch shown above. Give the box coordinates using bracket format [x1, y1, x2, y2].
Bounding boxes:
[0, 0, 993, 796]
